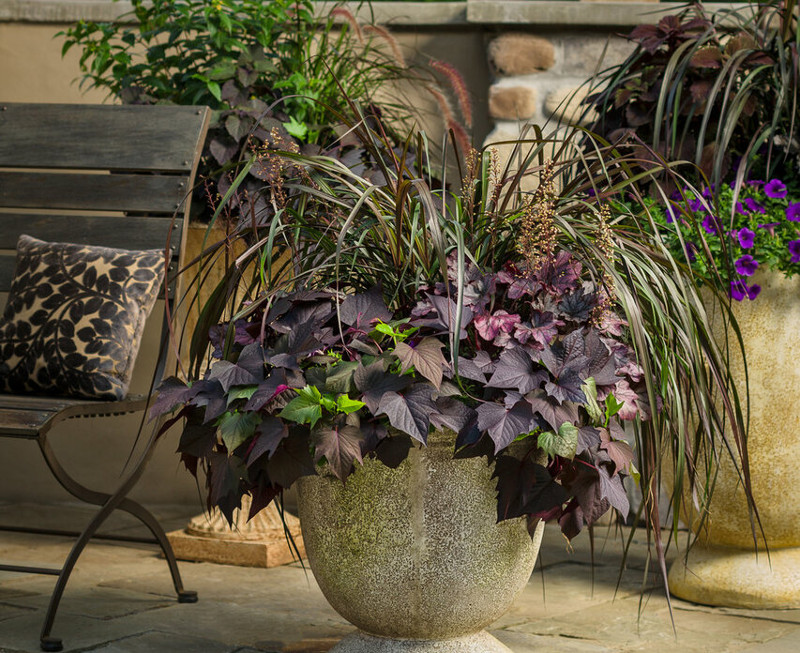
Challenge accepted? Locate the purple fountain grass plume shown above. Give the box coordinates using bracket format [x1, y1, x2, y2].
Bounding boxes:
[330, 7, 363, 44]
[363, 24, 406, 68]
[430, 60, 473, 128]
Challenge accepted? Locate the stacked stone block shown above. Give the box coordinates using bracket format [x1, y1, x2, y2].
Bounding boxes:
[484, 30, 635, 150]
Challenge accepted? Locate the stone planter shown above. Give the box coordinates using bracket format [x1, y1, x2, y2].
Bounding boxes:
[296, 430, 543, 652]
[668, 270, 800, 608]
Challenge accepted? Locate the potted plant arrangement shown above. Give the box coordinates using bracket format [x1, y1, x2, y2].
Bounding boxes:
[61, 0, 473, 564]
[582, 0, 800, 608]
[149, 91, 751, 648]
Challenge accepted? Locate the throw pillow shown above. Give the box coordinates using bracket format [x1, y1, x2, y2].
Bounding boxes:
[0, 234, 165, 400]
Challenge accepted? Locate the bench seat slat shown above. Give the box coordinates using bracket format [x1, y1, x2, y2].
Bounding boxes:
[0, 171, 191, 214]
[0, 104, 209, 172]
[0, 213, 184, 251]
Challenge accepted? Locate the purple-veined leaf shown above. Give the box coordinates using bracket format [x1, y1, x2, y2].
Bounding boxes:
[514, 311, 562, 349]
[476, 399, 535, 453]
[244, 370, 290, 411]
[376, 384, 437, 444]
[430, 397, 479, 443]
[415, 294, 473, 339]
[487, 347, 548, 394]
[577, 426, 602, 455]
[394, 338, 446, 389]
[474, 310, 521, 342]
[558, 286, 595, 323]
[538, 250, 581, 294]
[312, 423, 364, 481]
[612, 379, 641, 420]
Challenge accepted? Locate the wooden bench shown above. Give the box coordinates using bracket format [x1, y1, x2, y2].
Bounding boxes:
[0, 103, 210, 652]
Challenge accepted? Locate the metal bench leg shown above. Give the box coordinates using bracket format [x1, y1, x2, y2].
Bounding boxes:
[35, 433, 196, 651]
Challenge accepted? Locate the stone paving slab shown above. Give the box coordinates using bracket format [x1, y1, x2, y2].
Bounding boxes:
[2, 503, 800, 652]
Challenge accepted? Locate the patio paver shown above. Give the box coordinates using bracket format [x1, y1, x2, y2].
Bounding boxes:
[2, 502, 800, 652]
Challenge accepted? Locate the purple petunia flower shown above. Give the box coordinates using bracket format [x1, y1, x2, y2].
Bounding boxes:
[786, 202, 800, 222]
[765, 179, 788, 199]
[702, 214, 719, 234]
[744, 197, 766, 214]
[747, 179, 764, 188]
[758, 222, 780, 236]
[735, 201, 748, 215]
[737, 228, 756, 249]
[689, 198, 704, 211]
[685, 241, 697, 263]
[665, 204, 678, 224]
[789, 239, 800, 263]
[735, 255, 759, 276]
[730, 280, 748, 301]
[747, 284, 761, 300]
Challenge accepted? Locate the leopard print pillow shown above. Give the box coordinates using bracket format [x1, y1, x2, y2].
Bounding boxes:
[0, 234, 165, 400]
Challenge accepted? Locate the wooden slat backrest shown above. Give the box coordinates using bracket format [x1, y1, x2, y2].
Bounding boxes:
[0, 103, 211, 293]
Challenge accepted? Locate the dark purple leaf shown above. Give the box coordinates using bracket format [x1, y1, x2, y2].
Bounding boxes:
[373, 433, 413, 468]
[598, 465, 629, 518]
[558, 287, 596, 323]
[526, 390, 580, 432]
[376, 384, 437, 444]
[246, 417, 289, 465]
[354, 361, 411, 413]
[360, 421, 388, 455]
[455, 356, 488, 383]
[584, 329, 621, 387]
[417, 294, 473, 339]
[339, 285, 393, 327]
[265, 429, 316, 488]
[514, 311, 562, 349]
[312, 423, 364, 480]
[236, 342, 267, 380]
[244, 370, 290, 411]
[178, 420, 217, 459]
[537, 251, 581, 294]
[208, 359, 261, 392]
[494, 454, 568, 522]
[577, 426, 602, 455]
[487, 347, 547, 394]
[430, 397, 479, 446]
[476, 399, 535, 453]
[150, 376, 195, 419]
[209, 453, 246, 524]
[247, 484, 280, 520]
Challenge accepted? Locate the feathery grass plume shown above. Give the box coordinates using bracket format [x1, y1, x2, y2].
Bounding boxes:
[431, 59, 473, 128]
[590, 203, 615, 326]
[447, 118, 472, 157]
[330, 6, 364, 44]
[516, 159, 559, 272]
[363, 24, 406, 68]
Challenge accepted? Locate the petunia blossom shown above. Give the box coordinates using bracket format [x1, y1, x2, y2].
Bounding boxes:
[758, 222, 780, 236]
[734, 255, 758, 276]
[744, 197, 766, 214]
[786, 202, 800, 222]
[747, 284, 761, 300]
[730, 280, 748, 301]
[789, 239, 800, 263]
[737, 227, 755, 249]
[765, 179, 788, 199]
[702, 214, 719, 234]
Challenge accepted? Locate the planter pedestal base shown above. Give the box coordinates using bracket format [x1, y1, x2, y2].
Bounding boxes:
[668, 544, 800, 609]
[331, 631, 513, 653]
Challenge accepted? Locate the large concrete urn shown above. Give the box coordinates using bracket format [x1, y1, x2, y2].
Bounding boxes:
[296, 430, 543, 652]
[668, 270, 800, 608]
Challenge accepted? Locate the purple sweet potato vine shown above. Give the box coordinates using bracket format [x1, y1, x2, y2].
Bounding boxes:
[153, 247, 645, 540]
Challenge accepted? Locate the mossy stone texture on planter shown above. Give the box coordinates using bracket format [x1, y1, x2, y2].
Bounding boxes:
[296, 430, 542, 651]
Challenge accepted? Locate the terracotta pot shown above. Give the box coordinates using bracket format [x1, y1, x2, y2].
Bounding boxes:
[296, 430, 543, 652]
[668, 270, 800, 608]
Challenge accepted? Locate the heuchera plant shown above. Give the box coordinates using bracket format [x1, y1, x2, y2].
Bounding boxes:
[642, 175, 800, 301]
[152, 250, 643, 540]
